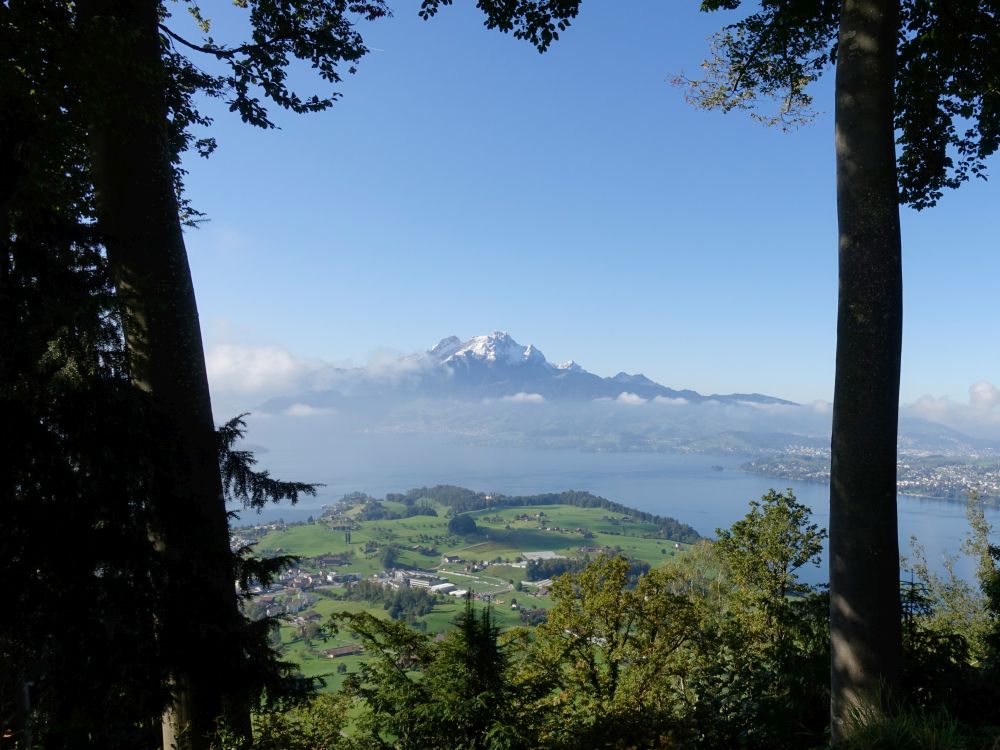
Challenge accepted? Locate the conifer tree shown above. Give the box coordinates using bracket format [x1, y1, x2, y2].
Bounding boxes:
[2, 19, 317, 737]
[51, 1, 582, 743]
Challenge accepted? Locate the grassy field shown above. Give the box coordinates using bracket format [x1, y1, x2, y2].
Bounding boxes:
[251, 495, 693, 689]
[275, 593, 536, 692]
[257, 500, 692, 564]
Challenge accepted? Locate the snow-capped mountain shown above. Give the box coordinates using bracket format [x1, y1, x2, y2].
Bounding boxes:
[258, 331, 796, 410]
[427, 335, 463, 360]
[435, 331, 549, 369]
[420, 331, 792, 404]
[556, 360, 585, 374]
[246, 331, 1000, 463]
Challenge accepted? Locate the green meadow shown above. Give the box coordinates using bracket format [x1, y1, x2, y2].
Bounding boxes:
[252, 492, 695, 688]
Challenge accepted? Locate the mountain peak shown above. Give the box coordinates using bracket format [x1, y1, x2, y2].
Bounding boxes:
[429, 335, 463, 359]
[612, 371, 657, 385]
[261, 330, 795, 410]
[556, 360, 585, 373]
[445, 332, 548, 367]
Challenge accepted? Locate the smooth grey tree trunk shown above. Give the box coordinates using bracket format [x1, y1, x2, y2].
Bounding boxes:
[76, 1, 249, 747]
[830, 0, 903, 740]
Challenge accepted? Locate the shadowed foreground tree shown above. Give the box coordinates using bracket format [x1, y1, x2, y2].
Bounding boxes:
[682, 0, 1000, 737]
[72, 1, 371, 741]
[51, 1, 584, 744]
[334, 597, 531, 749]
[1, 12, 168, 744]
[2, 19, 317, 740]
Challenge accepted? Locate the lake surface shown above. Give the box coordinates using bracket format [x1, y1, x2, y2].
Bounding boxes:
[231, 422, 999, 585]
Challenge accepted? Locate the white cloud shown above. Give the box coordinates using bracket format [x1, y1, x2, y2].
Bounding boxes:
[206, 343, 334, 395]
[970, 381, 1000, 409]
[908, 394, 953, 422]
[653, 396, 688, 406]
[808, 399, 832, 414]
[739, 400, 799, 414]
[502, 392, 545, 404]
[616, 392, 646, 405]
[284, 403, 336, 417]
[904, 381, 1000, 438]
[366, 348, 435, 381]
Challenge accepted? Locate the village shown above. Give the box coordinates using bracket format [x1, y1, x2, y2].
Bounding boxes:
[224, 488, 697, 681]
[744, 447, 1000, 502]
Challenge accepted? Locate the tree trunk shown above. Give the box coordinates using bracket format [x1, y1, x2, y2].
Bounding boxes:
[75, 1, 248, 747]
[829, 0, 902, 740]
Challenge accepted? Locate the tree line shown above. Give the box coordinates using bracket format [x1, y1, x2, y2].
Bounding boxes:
[332, 580, 436, 625]
[525, 555, 650, 583]
[396, 485, 702, 543]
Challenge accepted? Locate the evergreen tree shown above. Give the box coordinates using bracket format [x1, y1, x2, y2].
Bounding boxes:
[422, 599, 529, 750]
[5, 2, 585, 742]
[335, 598, 530, 749]
[2, 10, 166, 744]
[0, 41, 315, 734]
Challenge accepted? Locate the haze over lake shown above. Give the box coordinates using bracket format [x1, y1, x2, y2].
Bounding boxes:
[233, 416, 999, 585]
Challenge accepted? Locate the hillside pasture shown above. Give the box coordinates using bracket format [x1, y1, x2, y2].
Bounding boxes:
[252, 496, 695, 688]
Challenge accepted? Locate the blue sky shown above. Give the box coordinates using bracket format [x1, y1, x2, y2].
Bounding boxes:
[178, 2, 999, 413]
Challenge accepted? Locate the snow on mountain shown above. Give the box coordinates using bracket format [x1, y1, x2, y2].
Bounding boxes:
[428, 335, 463, 360]
[259, 331, 796, 411]
[418, 332, 795, 404]
[434, 331, 551, 368]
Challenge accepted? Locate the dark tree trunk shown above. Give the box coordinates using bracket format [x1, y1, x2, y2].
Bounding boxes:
[829, 0, 902, 740]
[75, 1, 248, 747]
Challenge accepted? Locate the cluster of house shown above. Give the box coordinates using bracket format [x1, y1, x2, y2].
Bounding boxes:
[272, 566, 360, 592]
[241, 560, 361, 618]
[254, 591, 313, 618]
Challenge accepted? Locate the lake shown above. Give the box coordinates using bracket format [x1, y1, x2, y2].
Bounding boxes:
[230, 421, 999, 585]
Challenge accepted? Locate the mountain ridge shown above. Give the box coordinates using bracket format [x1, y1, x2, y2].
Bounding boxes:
[259, 331, 797, 408]
[418, 331, 797, 405]
[252, 331, 1000, 462]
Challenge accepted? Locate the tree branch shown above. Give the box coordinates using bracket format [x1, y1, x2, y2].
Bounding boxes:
[158, 23, 235, 59]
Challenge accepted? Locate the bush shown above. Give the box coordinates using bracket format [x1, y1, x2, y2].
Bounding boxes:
[447, 514, 478, 535]
[841, 705, 966, 750]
